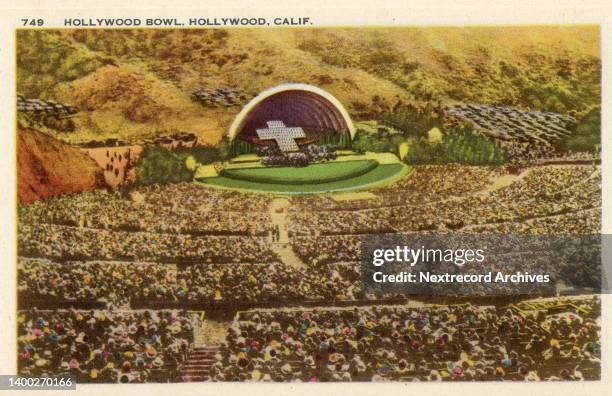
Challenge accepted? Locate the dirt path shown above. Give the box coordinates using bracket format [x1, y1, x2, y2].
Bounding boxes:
[269, 198, 290, 243]
[268, 198, 308, 270]
[476, 170, 532, 196]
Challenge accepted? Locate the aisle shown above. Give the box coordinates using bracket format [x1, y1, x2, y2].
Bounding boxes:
[269, 198, 307, 270]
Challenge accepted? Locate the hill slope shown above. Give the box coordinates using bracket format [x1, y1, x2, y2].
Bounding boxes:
[16, 26, 600, 145]
[17, 126, 103, 204]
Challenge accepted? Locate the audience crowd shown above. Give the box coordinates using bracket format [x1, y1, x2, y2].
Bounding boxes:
[16, 162, 603, 382]
[502, 142, 600, 166]
[18, 309, 195, 382]
[18, 224, 277, 264]
[293, 166, 501, 211]
[18, 258, 362, 306]
[19, 184, 273, 236]
[288, 165, 600, 236]
[259, 145, 337, 167]
[212, 298, 600, 381]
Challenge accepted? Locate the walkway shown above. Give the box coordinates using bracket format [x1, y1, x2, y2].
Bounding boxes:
[268, 198, 307, 270]
[180, 318, 228, 381]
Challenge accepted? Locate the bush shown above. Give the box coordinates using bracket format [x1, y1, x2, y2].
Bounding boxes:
[556, 107, 600, 153]
[380, 103, 442, 139]
[351, 129, 405, 154]
[216, 138, 232, 161]
[229, 139, 257, 157]
[135, 146, 194, 185]
[317, 130, 352, 149]
[402, 138, 444, 164]
[136, 141, 235, 185]
[176, 145, 222, 164]
[404, 128, 507, 165]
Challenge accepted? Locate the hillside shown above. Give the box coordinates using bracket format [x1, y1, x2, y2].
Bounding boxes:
[17, 126, 103, 204]
[16, 26, 600, 145]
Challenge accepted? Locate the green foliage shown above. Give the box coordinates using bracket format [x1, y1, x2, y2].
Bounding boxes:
[70, 29, 231, 67]
[175, 145, 222, 164]
[216, 138, 232, 160]
[351, 129, 405, 154]
[359, 42, 404, 78]
[17, 29, 601, 129]
[135, 141, 244, 186]
[512, 56, 600, 114]
[380, 103, 442, 139]
[199, 164, 406, 193]
[404, 128, 507, 165]
[135, 146, 194, 185]
[317, 130, 352, 149]
[17, 31, 103, 97]
[17, 29, 238, 99]
[230, 139, 257, 157]
[556, 107, 601, 152]
[221, 160, 378, 185]
[402, 138, 444, 165]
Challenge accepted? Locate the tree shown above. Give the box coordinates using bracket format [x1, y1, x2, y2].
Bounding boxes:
[216, 137, 232, 160]
[135, 146, 194, 185]
[403, 127, 506, 165]
[380, 103, 441, 139]
[351, 129, 404, 154]
[556, 107, 600, 153]
[177, 145, 223, 164]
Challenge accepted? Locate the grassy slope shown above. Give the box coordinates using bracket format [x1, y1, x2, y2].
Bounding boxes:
[221, 160, 378, 184]
[16, 27, 600, 145]
[199, 163, 406, 194]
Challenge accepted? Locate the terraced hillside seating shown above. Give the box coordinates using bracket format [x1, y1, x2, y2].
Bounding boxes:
[445, 105, 576, 145]
[149, 133, 198, 149]
[291, 166, 501, 211]
[191, 87, 246, 108]
[17, 94, 77, 117]
[18, 258, 361, 306]
[17, 309, 197, 383]
[288, 165, 600, 236]
[18, 224, 279, 264]
[18, 184, 273, 236]
[213, 298, 600, 381]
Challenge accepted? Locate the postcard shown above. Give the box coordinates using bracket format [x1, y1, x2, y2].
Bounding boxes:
[1, 1, 611, 395]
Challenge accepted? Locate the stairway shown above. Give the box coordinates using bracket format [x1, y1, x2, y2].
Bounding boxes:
[180, 345, 219, 382]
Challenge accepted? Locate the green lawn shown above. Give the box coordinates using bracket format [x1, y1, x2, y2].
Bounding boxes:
[220, 160, 378, 185]
[196, 163, 408, 194]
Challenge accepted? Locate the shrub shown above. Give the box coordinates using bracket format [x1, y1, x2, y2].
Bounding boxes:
[135, 146, 194, 185]
[380, 103, 442, 139]
[185, 156, 197, 171]
[317, 130, 352, 149]
[404, 127, 507, 165]
[351, 129, 404, 154]
[176, 145, 222, 164]
[556, 107, 600, 153]
[229, 139, 257, 157]
[216, 138, 232, 161]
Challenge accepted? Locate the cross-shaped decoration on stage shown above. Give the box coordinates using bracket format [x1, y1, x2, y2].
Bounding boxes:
[256, 120, 306, 152]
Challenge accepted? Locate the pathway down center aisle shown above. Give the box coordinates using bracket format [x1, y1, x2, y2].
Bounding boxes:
[269, 198, 307, 270]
